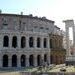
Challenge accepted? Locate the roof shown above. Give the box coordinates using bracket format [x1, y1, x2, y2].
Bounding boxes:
[0, 13, 55, 23]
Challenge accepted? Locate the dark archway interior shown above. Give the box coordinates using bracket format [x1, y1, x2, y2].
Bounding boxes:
[12, 55, 17, 67]
[21, 55, 26, 67]
[3, 36, 9, 47]
[21, 37, 26, 48]
[44, 54, 47, 62]
[12, 36, 17, 48]
[3, 55, 8, 67]
[29, 37, 33, 47]
[29, 55, 34, 66]
[37, 55, 41, 66]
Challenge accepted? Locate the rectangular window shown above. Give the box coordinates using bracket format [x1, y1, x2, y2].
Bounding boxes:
[46, 28, 49, 30]
[40, 27, 43, 29]
[3, 23, 8, 26]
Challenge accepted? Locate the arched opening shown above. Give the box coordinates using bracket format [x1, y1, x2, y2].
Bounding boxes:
[37, 55, 41, 66]
[50, 55, 53, 64]
[12, 55, 17, 67]
[12, 36, 17, 48]
[37, 37, 40, 48]
[29, 55, 34, 66]
[50, 39, 53, 48]
[21, 36, 26, 48]
[21, 55, 26, 67]
[44, 54, 47, 62]
[44, 38, 47, 48]
[3, 55, 8, 67]
[29, 37, 34, 47]
[3, 36, 9, 47]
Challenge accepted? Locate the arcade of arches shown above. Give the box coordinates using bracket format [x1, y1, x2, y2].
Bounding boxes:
[2, 54, 48, 67]
[3, 36, 48, 48]
[2, 35, 50, 68]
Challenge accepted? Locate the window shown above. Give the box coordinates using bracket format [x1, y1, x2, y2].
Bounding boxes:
[3, 36, 9, 47]
[46, 28, 49, 30]
[34, 26, 37, 28]
[40, 27, 43, 29]
[2, 18, 8, 26]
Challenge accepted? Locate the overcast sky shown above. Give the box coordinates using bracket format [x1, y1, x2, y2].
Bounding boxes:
[0, 0, 75, 31]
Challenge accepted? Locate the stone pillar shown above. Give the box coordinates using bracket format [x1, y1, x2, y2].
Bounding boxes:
[26, 55, 29, 67]
[34, 36, 37, 48]
[41, 37, 43, 48]
[18, 35, 21, 48]
[63, 20, 73, 56]
[0, 55, 2, 67]
[47, 54, 50, 65]
[17, 55, 21, 67]
[41, 54, 44, 66]
[26, 36, 29, 48]
[8, 56, 12, 67]
[9, 35, 12, 48]
[34, 55, 37, 67]
[47, 37, 50, 48]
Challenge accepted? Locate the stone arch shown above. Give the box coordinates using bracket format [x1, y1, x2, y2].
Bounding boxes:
[37, 55, 41, 66]
[21, 36, 26, 48]
[29, 37, 34, 47]
[3, 54, 8, 67]
[44, 38, 47, 48]
[50, 55, 53, 64]
[37, 37, 41, 48]
[44, 54, 47, 62]
[21, 55, 26, 67]
[12, 55, 17, 67]
[29, 55, 34, 66]
[12, 36, 17, 48]
[50, 39, 53, 48]
[3, 36, 9, 47]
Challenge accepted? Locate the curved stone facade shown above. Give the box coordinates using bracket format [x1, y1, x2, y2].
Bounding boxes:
[0, 14, 55, 68]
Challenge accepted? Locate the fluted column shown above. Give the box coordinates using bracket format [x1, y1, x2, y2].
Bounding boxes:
[26, 55, 29, 67]
[26, 36, 29, 48]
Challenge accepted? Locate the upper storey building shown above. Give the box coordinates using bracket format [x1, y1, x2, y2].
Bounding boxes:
[0, 13, 54, 68]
